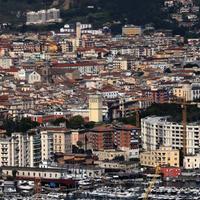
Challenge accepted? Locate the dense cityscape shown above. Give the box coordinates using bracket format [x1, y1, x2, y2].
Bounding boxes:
[1, 0, 200, 199]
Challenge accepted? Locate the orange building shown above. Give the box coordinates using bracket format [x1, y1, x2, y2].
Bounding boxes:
[87, 124, 139, 151]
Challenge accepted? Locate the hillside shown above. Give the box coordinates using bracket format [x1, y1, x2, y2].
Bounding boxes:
[0, 0, 50, 24]
[0, 0, 163, 24]
[0, 0, 189, 35]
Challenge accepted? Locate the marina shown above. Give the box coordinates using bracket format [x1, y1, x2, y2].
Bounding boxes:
[0, 173, 200, 200]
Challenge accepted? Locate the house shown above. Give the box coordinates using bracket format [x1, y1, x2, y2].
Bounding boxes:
[26, 71, 41, 84]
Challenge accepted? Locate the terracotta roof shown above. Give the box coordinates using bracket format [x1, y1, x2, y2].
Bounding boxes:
[52, 62, 100, 68]
[91, 125, 114, 132]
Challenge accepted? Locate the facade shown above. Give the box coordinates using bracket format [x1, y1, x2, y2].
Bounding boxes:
[160, 167, 181, 177]
[183, 154, 200, 169]
[0, 56, 13, 69]
[1, 131, 41, 168]
[26, 71, 41, 84]
[113, 57, 128, 70]
[141, 116, 200, 155]
[173, 83, 200, 101]
[0, 138, 11, 166]
[52, 62, 103, 75]
[140, 146, 180, 167]
[40, 130, 54, 161]
[87, 124, 140, 153]
[27, 8, 62, 25]
[89, 94, 103, 122]
[95, 160, 138, 171]
[94, 149, 129, 161]
[87, 125, 115, 150]
[122, 25, 142, 36]
[40, 127, 71, 158]
[141, 88, 170, 103]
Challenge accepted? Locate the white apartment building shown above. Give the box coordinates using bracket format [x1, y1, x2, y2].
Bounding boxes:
[141, 116, 200, 155]
[26, 8, 62, 25]
[0, 138, 11, 166]
[1, 131, 42, 168]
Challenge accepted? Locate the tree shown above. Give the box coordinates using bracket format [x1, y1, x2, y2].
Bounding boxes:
[85, 149, 93, 156]
[77, 140, 83, 149]
[3, 117, 39, 134]
[164, 68, 172, 73]
[84, 121, 95, 129]
[113, 155, 125, 162]
[51, 117, 66, 126]
[18, 118, 39, 133]
[68, 115, 84, 129]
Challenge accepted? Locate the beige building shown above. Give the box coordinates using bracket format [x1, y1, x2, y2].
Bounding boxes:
[173, 83, 200, 102]
[40, 130, 53, 161]
[94, 149, 129, 161]
[113, 57, 128, 70]
[95, 160, 137, 171]
[122, 25, 142, 36]
[140, 146, 180, 167]
[173, 84, 192, 101]
[41, 128, 72, 161]
[0, 56, 13, 69]
[89, 94, 103, 122]
[183, 154, 200, 169]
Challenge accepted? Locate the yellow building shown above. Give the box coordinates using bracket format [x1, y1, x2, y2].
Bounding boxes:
[140, 146, 180, 167]
[173, 84, 192, 101]
[89, 94, 103, 122]
[53, 132, 66, 153]
[122, 25, 142, 36]
[94, 149, 128, 161]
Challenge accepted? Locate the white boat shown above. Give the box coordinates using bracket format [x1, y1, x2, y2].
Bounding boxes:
[78, 179, 92, 189]
[17, 181, 34, 190]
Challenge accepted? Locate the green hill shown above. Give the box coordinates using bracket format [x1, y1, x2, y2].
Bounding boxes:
[0, 0, 184, 34]
[0, 0, 49, 23]
[0, 0, 164, 24]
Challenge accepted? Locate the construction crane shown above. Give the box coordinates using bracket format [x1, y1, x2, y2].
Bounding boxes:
[181, 98, 187, 156]
[34, 177, 41, 199]
[143, 165, 161, 200]
[143, 97, 190, 200]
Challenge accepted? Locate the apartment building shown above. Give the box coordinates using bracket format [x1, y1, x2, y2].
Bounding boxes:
[183, 154, 200, 169]
[94, 149, 129, 161]
[0, 131, 41, 167]
[0, 138, 11, 166]
[87, 124, 140, 153]
[122, 25, 142, 36]
[40, 127, 72, 160]
[26, 8, 62, 25]
[40, 130, 54, 161]
[173, 83, 200, 101]
[140, 146, 180, 167]
[87, 125, 115, 150]
[141, 116, 200, 155]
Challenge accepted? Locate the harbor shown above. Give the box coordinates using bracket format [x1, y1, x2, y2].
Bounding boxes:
[0, 171, 200, 199]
